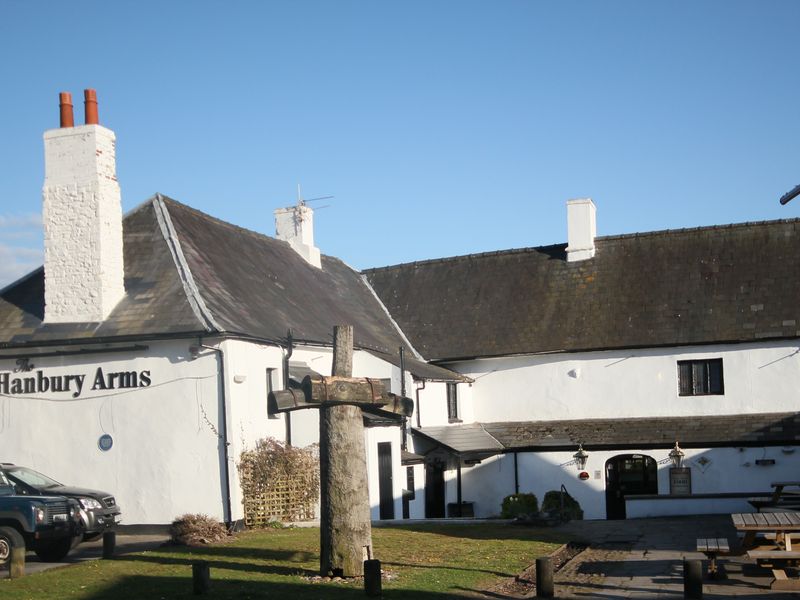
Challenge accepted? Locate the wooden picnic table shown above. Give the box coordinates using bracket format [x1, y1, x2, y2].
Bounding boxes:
[748, 481, 800, 512]
[732, 512, 800, 550]
[770, 481, 800, 504]
[732, 512, 800, 591]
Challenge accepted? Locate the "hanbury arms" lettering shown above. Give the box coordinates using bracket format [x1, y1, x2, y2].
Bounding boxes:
[0, 367, 151, 398]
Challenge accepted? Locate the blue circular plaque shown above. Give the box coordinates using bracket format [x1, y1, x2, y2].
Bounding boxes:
[98, 434, 113, 452]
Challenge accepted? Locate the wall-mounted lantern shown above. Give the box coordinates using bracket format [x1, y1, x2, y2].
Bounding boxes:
[573, 444, 589, 471]
[669, 441, 685, 468]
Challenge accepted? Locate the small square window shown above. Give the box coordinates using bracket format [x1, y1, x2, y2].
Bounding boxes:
[678, 359, 724, 396]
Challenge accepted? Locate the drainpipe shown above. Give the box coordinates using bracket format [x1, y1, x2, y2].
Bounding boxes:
[399, 347, 407, 451]
[193, 340, 233, 527]
[283, 330, 293, 446]
[456, 458, 463, 517]
[415, 380, 426, 428]
[514, 452, 519, 495]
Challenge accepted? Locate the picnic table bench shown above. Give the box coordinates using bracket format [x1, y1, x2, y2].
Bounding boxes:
[733, 511, 800, 590]
[696, 538, 731, 577]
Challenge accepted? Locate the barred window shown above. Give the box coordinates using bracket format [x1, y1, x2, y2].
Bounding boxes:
[678, 359, 723, 396]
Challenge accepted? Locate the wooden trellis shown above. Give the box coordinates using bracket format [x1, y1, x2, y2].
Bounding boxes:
[238, 439, 320, 526]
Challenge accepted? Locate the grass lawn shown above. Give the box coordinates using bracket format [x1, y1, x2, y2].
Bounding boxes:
[0, 523, 566, 599]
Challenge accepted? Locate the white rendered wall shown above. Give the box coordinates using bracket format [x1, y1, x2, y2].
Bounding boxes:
[0, 339, 224, 524]
[445, 340, 800, 422]
[415, 380, 475, 428]
[448, 446, 800, 520]
[217, 339, 286, 522]
[0, 339, 408, 525]
[43, 125, 124, 322]
[365, 426, 403, 520]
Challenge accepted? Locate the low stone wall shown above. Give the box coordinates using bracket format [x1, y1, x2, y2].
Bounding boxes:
[625, 493, 761, 518]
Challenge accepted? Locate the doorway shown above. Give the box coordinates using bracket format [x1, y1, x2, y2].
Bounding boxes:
[377, 442, 394, 520]
[605, 454, 657, 519]
[425, 460, 446, 518]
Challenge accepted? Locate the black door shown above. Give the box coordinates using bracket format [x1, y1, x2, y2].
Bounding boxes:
[425, 460, 446, 518]
[378, 442, 394, 520]
[605, 454, 657, 519]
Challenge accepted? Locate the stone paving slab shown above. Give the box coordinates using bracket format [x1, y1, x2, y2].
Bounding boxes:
[549, 515, 800, 598]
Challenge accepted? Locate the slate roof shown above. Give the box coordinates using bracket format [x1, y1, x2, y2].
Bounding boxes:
[414, 413, 800, 453]
[364, 219, 800, 361]
[413, 423, 504, 454]
[0, 195, 453, 380]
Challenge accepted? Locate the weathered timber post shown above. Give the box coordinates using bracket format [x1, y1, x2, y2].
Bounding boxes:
[319, 325, 373, 577]
[192, 560, 211, 594]
[536, 556, 554, 598]
[102, 531, 116, 559]
[683, 559, 703, 599]
[8, 544, 24, 579]
[364, 558, 382, 596]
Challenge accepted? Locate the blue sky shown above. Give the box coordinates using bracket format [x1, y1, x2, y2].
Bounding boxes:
[1, 1, 799, 287]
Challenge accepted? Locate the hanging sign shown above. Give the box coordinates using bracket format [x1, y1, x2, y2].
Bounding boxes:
[669, 467, 691, 495]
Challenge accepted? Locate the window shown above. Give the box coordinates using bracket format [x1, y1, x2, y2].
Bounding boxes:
[446, 383, 460, 421]
[678, 359, 723, 396]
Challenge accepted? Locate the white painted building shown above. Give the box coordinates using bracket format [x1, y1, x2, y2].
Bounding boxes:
[2, 91, 799, 525]
[366, 202, 800, 521]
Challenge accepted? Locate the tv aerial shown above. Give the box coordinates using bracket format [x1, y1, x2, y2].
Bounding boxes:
[296, 184, 333, 210]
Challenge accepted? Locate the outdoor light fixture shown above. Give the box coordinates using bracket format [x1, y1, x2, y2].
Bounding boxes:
[779, 183, 800, 205]
[669, 441, 685, 468]
[573, 444, 589, 471]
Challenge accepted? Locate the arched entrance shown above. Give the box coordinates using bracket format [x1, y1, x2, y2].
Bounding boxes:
[605, 454, 657, 519]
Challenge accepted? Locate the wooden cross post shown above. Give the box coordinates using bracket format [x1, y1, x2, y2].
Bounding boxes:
[319, 325, 371, 577]
[270, 325, 413, 577]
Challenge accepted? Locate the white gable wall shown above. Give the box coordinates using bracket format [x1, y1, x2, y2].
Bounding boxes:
[0, 339, 225, 524]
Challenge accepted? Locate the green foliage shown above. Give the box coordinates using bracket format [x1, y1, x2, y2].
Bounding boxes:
[169, 513, 228, 546]
[500, 493, 539, 518]
[541, 489, 584, 521]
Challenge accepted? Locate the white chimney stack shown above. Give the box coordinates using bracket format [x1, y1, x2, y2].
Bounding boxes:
[566, 198, 597, 262]
[42, 90, 125, 322]
[274, 202, 322, 269]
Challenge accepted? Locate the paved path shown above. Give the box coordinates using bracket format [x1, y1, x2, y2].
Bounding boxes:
[22, 533, 169, 575]
[550, 515, 800, 598]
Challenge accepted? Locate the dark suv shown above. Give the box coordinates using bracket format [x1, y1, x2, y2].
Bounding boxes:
[1, 464, 121, 541]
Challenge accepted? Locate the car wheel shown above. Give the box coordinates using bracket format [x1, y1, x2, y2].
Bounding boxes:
[34, 537, 72, 562]
[0, 526, 25, 566]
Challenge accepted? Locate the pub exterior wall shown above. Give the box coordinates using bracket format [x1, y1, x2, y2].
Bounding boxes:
[0, 339, 224, 524]
[451, 446, 800, 520]
[444, 340, 800, 423]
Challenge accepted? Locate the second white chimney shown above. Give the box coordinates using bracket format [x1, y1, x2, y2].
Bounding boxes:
[274, 203, 322, 268]
[42, 90, 125, 323]
[566, 198, 596, 262]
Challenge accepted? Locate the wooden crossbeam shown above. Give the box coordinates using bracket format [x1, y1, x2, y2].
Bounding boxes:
[270, 376, 414, 416]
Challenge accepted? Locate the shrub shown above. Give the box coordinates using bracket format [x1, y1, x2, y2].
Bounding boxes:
[541, 489, 584, 521]
[500, 493, 539, 518]
[170, 513, 228, 545]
